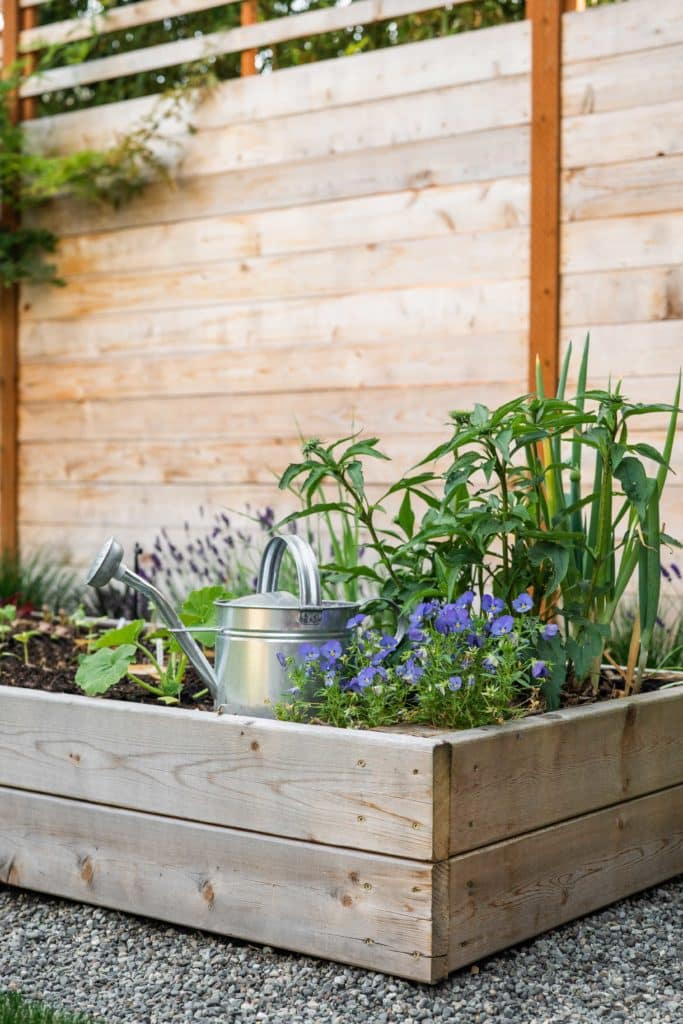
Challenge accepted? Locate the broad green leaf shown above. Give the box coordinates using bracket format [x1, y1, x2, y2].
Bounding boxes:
[614, 457, 650, 522]
[181, 585, 233, 629]
[529, 541, 570, 594]
[342, 439, 391, 461]
[75, 644, 136, 696]
[346, 460, 365, 497]
[394, 489, 415, 539]
[278, 462, 309, 491]
[92, 619, 144, 650]
[470, 403, 490, 428]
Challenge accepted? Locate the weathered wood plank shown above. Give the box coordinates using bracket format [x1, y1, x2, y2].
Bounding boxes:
[563, 0, 683, 64]
[446, 690, 683, 855]
[18, 280, 528, 363]
[448, 783, 683, 971]
[51, 178, 530, 279]
[0, 686, 449, 861]
[23, 23, 530, 150]
[30, 126, 530, 239]
[22, 230, 529, 321]
[562, 155, 683, 223]
[561, 267, 682, 326]
[18, 381, 524, 444]
[563, 99, 683, 170]
[562, 213, 683, 275]
[18, 331, 527, 403]
[563, 43, 683, 119]
[0, 784, 449, 981]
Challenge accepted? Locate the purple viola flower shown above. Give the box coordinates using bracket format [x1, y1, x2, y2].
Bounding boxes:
[321, 639, 343, 663]
[410, 601, 439, 626]
[380, 634, 399, 651]
[482, 656, 497, 673]
[455, 590, 475, 608]
[346, 613, 366, 629]
[489, 614, 514, 637]
[286, 686, 300, 696]
[532, 660, 550, 679]
[276, 651, 288, 668]
[467, 632, 484, 648]
[541, 623, 560, 640]
[512, 592, 533, 614]
[448, 676, 462, 691]
[482, 594, 506, 616]
[408, 626, 428, 643]
[397, 658, 424, 684]
[299, 643, 320, 663]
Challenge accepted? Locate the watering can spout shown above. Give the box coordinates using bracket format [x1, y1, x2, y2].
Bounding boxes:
[85, 537, 219, 701]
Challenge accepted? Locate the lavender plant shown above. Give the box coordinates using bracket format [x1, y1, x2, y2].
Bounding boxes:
[276, 589, 561, 729]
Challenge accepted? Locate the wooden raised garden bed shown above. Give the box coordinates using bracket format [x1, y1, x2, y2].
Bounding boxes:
[0, 684, 682, 982]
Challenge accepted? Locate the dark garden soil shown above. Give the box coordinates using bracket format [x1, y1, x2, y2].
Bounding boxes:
[0, 617, 676, 719]
[0, 619, 213, 712]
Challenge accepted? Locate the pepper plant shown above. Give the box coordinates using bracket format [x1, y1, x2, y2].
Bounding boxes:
[278, 339, 680, 702]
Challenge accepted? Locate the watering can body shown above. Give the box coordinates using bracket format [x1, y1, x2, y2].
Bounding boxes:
[85, 533, 358, 717]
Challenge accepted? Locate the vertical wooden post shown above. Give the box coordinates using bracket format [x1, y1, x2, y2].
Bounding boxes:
[527, 0, 562, 396]
[0, 0, 21, 556]
[20, 6, 38, 121]
[240, 0, 258, 76]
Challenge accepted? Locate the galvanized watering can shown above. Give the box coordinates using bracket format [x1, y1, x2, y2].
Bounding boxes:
[85, 534, 359, 716]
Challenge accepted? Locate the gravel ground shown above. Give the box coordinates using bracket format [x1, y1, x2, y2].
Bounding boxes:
[1, 879, 681, 1024]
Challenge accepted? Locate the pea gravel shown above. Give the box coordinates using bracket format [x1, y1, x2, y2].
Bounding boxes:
[1, 879, 681, 1024]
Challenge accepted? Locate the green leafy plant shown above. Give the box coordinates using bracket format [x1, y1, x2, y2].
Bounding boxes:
[0, 990, 96, 1024]
[0, 549, 78, 613]
[75, 584, 231, 702]
[278, 339, 680, 706]
[11, 629, 41, 666]
[1, 59, 213, 287]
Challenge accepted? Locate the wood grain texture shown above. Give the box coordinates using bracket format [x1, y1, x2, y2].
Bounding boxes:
[23, 23, 530, 149]
[18, 281, 528, 363]
[449, 783, 683, 971]
[0, 686, 449, 860]
[562, 155, 683, 223]
[0, 784, 448, 981]
[562, 0, 683, 64]
[563, 98, 683, 170]
[446, 689, 683, 855]
[563, 42, 683, 119]
[29, 125, 530, 239]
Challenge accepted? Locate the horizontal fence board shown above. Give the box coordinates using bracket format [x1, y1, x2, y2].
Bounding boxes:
[446, 690, 683, 855]
[562, 213, 683, 275]
[563, 42, 683, 119]
[17, 480, 683, 532]
[18, 281, 528, 363]
[0, 784, 446, 981]
[24, 23, 530, 147]
[17, 381, 524, 444]
[448, 783, 683, 971]
[0, 687, 446, 860]
[561, 267, 682, 327]
[21, 0, 242, 51]
[18, 331, 528, 403]
[19, 0, 469, 98]
[168, 74, 529, 179]
[562, 0, 683, 64]
[20, 429, 683, 487]
[52, 178, 530, 279]
[562, 155, 683, 223]
[30, 125, 530, 239]
[563, 98, 683, 170]
[22, 230, 529, 321]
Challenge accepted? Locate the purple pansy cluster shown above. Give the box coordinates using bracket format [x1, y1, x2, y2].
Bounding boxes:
[278, 589, 563, 729]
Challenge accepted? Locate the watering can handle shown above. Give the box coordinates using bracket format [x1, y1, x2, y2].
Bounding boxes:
[257, 535, 322, 607]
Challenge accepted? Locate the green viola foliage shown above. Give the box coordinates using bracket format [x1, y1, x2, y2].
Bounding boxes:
[278, 338, 680, 697]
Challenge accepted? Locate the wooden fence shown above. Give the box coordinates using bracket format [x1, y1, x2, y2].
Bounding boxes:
[1, 0, 682, 568]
